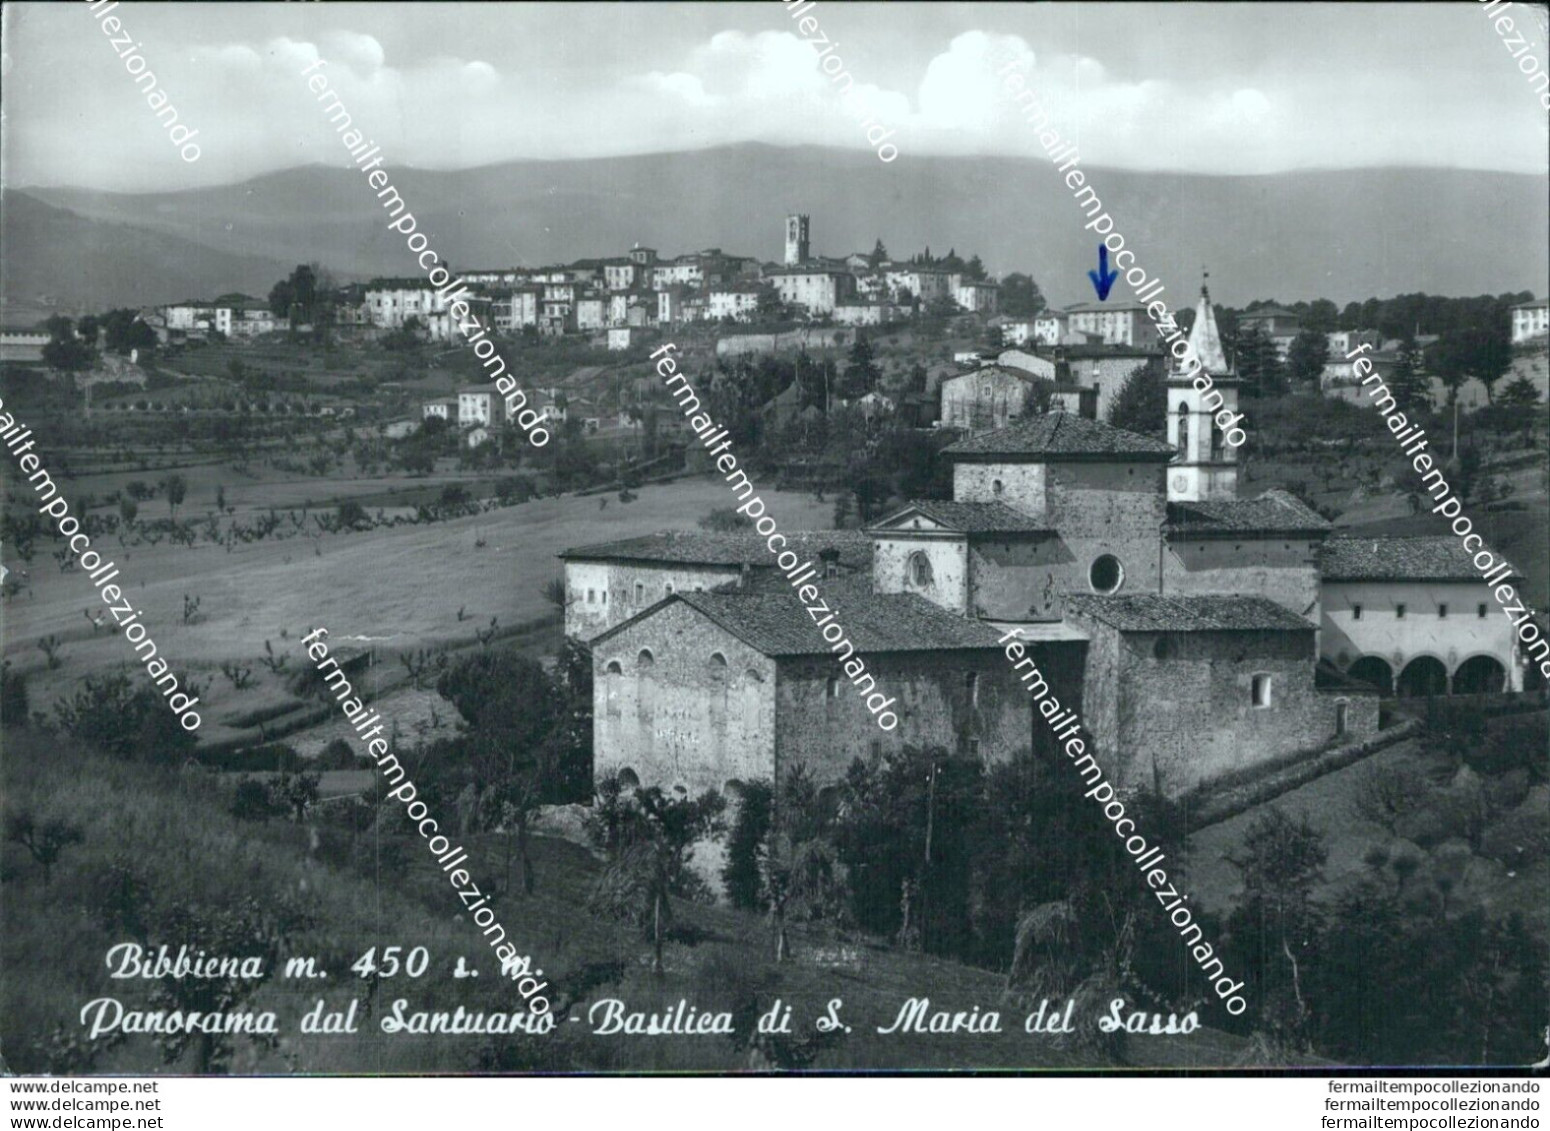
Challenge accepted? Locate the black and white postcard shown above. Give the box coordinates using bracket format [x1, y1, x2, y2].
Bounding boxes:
[1, 0, 1547, 1095]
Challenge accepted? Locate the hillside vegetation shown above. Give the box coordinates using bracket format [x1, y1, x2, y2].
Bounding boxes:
[0, 728, 1251, 1073]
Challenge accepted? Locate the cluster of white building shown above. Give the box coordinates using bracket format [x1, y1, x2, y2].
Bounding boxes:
[156, 297, 280, 340]
[146, 213, 1007, 355]
[362, 214, 1000, 349]
[421, 385, 614, 448]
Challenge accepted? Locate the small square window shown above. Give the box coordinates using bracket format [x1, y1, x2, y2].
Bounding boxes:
[1396, 604, 1406, 619]
[1352, 604, 1363, 620]
[1438, 604, 1448, 619]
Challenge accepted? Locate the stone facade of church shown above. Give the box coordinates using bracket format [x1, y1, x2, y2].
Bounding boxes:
[562, 286, 1527, 798]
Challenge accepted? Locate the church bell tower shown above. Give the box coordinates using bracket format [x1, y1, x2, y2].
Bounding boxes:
[784, 213, 810, 267]
[1167, 279, 1241, 502]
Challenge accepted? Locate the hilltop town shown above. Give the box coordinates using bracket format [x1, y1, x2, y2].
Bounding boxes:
[2, 206, 1547, 1073]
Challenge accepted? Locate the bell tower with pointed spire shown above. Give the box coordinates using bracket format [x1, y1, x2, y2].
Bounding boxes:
[1166, 274, 1241, 502]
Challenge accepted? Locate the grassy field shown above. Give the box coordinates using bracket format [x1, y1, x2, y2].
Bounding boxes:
[3, 472, 833, 740]
[0, 729, 1255, 1073]
[1187, 717, 1549, 935]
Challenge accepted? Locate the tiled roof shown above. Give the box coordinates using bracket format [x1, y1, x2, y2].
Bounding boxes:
[872, 500, 1051, 534]
[1319, 536, 1517, 582]
[1064, 594, 1315, 633]
[1063, 300, 1149, 313]
[945, 413, 1176, 460]
[598, 584, 1011, 657]
[1166, 490, 1332, 537]
[1052, 343, 1164, 358]
[559, 530, 873, 569]
[765, 267, 850, 277]
[946, 363, 1046, 385]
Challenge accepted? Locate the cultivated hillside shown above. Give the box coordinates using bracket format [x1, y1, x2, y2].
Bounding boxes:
[20, 144, 1549, 309]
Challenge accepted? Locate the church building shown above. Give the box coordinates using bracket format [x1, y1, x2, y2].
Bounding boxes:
[561, 284, 1527, 798]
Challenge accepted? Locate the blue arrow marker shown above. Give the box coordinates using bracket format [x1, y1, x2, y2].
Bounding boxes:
[1088, 244, 1119, 301]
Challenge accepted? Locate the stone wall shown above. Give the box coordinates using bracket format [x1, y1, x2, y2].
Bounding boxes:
[714, 327, 855, 358]
[1164, 539, 1322, 619]
[1068, 614, 1337, 796]
[940, 370, 1035, 433]
[968, 535, 1069, 620]
[1082, 355, 1158, 423]
[953, 462, 1046, 515]
[871, 534, 969, 614]
[1045, 462, 1168, 599]
[774, 650, 1037, 783]
[592, 600, 777, 793]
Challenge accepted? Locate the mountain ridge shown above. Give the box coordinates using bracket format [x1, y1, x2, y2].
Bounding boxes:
[10, 144, 1548, 313]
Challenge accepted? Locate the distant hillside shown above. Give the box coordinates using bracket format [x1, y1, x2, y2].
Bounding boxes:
[0, 191, 293, 316]
[16, 144, 1550, 309]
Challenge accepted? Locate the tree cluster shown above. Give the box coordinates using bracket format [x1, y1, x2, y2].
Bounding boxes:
[720, 749, 1192, 1001]
[413, 645, 593, 895]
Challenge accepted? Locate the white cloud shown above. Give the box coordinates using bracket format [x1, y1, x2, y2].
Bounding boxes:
[319, 31, 386, 74]
[1, 9, 1543, 192]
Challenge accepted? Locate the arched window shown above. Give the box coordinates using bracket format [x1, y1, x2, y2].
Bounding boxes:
[965, 671, 979, 706]
[1251, 673, 1272, 708]
[992, 479, 1004, 496]
[708, 652, 727, 681]
[604, 660, 623, 719]
[637, 648, 655, 669]
[1089, 554, 1123, 594]
[1177, 403, 1190, 457]
[617, 767, 640, 789]
[907, 551, 934, 587]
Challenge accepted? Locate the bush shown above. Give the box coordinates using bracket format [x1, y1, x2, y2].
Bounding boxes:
[698, 507, 754, 532]
[229, 777, 284, 822]
[336, 500, 368, 530]
[314, 737, 364, 770]
[722, 780, 773, 911]
[1, 661, 28, 727]
[199, 743, 303, 773]
[54, 673, 198, 765]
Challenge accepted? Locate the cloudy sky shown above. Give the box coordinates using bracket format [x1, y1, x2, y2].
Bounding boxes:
[3, 1, 1547, 191]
